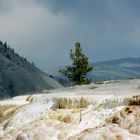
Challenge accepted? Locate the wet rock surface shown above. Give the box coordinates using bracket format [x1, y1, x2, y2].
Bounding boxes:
[0, 79, 140, 140]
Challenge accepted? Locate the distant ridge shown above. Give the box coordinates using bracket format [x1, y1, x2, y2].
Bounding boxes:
[91, 57, 140, 82]
[0, 41, 63, 98]
[94, 57, 140, 66]
[46, 57, 140, 85]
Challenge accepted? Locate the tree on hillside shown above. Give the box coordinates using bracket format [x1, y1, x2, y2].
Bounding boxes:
[59, 42, 93, 85]
[4, 42, 7, 52]
[4, 42, 7, 48]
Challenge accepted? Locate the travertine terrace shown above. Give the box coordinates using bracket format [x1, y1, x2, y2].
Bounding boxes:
[0, 79, 140, 140]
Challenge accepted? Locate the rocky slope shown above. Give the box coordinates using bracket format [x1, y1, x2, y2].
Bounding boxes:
[0, 79, 140, 140]
[0, 41, 63, 98]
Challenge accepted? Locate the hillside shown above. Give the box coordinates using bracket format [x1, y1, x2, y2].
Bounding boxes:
[0, 41, 63, 98]
[90, 57, 140, 82]
[0, 79, 140, 139]
[46, 57, 140, 85]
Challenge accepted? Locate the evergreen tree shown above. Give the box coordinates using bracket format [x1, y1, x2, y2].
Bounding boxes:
[4, 42, 7, 48]
[0, 40, 2, 45]
[3, 41, 8, 52]
[59, 42, 93, 85]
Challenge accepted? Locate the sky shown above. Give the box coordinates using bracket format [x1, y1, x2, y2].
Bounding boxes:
[0, 0, 140, 69]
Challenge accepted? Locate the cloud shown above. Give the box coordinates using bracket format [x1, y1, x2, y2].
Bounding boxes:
[0, 0, 140, 69]
[36, 0, 76, 13]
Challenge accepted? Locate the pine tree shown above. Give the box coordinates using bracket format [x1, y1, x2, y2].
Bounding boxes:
[59, 42, 93, 85]
[4, 42, 7, 48]
[3, 42, 7, 52]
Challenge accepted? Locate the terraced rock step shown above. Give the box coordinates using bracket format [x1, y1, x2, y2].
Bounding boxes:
[0, 79, 140, 140]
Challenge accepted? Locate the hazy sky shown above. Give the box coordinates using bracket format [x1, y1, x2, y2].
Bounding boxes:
[0, 0, 140, 69]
